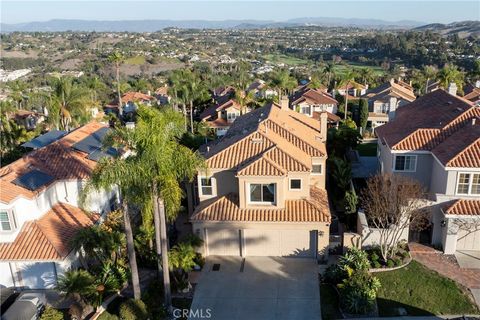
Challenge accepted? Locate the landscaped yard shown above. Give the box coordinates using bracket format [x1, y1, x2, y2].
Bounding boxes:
[356, 142, 378, 157]
[375, 261, 479, 316]
[332, 61, 385, 77]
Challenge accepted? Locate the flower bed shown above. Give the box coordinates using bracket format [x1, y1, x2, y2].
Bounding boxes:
[365, 243, 411, 270]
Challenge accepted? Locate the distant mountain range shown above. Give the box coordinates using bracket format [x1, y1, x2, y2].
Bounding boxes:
[414, 21, 480, 38]
[0, 17, 426, 32]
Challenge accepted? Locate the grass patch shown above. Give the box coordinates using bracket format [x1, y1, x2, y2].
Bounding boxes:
[356, 142, 377, 157]
[376, 261, 479, 316]
[263, 54, 309, 66]
[333, 62, 385, 77]
[125, 55, 146, 65]
[320, 283, 342, 320]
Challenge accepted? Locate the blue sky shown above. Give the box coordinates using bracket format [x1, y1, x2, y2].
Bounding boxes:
[1, 1, 479, 24]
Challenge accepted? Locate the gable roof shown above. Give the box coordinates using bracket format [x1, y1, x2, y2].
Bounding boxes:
[199, 99, 243, 121]
[291, 87, 338, 106]
[0, 122, 106, 204]
[201, 103, 326, 173]
[376, 89, 478, 152]
[364, 79, 416, 103]
[443, 199, 480, 216]
[0, 203, 99, 261]
[191, 187, 331, 223]
[122, 91, 155, 102]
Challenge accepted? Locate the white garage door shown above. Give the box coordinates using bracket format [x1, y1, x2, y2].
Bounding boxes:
[244, 229, 316, 258]
[207, 229, 240, 256]
[17, 262, 57, 289]
[457, 228, 480, 251]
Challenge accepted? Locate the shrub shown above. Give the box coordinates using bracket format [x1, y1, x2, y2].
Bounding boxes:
[324, 264, 344, 285]
[339, 247, 370, 272]
[387, 259, 395, 268]
[372, 261, 382, 269]
[97, 311, 119, 320]
[394, 258, 402, 267]
[119, 299, 149, 320]
[41, 307, 64, 320]
[338, 271, 381, 315]
[370, 252, 379, 262]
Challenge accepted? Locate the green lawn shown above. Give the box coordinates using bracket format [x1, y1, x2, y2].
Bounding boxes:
[320, 284, 342, 320]
[376, 261, 479, 316]
[333, 62, 385, 77]
[125, 55, 146, 65]
[263, 54, 310, 66]
[356, 142, 378, 157]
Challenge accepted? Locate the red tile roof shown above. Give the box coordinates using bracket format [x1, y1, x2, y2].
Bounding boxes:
[122, 91, 155, 102]
[0, 122, 105, 204]
[0, 203, 99, 261]
[191, 187, 331, 223]
[376, 90, 480, 167]
[443, 199, 480, 216]
[291, 88, 338, 106]
[432, 124, 480, 168]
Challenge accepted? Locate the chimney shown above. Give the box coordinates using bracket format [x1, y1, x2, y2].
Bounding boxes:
[390, 78, 395, 85]
[473, 118, 477, 126]
[320, 112, 328, 142]
[447, 82, 458, 96]
[147, 90, 151, 96]
[388, 96, 398, 121]
[280, 96, 289, 110]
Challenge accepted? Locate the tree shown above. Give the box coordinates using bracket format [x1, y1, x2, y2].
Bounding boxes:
[358, 68, 375, 86]
[338, 70, 358, 120]
[360, 173, 430, 261]
[437, 64, 464, 93]
[168, 242, 197, 288]
[359, 98, 369, 131]
[56, 269, 96, 305]
[269, 70, 297, 99]
[108, 51, 124, 115]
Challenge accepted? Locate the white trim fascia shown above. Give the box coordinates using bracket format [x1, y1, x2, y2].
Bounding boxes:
[390, 150, 431, 154]
[444, 214, 480, 219]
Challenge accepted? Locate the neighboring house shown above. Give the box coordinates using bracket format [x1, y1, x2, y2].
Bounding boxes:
[376, 89, 480, 254]
[335, 81, 367, 99]
[121, 91, 156, 114]
[463, 82, 480, 106]
[0, 122, 118, 289]
[154, 86, 171, 105]
[199, 99, 250, 137]
[362, 78, 416, 131]
[246, 79, 277, 99]
[191, 100, 331, 260]
[14, 110, 45, 131]
[290, 86, 338, 116]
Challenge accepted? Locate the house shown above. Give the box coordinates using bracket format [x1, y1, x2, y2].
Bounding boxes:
[246, 79, 277, 99]
[362, 78, 416, 131]
[290, 86, 338, 116]
[191, 100, 332, 259]
[463, 81, 480, 106]
[199, 99, 250, 137]
[0, 122, 118, 289]
[121, 91, 156, 114]
[154, 86, 171, 105]
[14, 110, 45, 131]
[335, 81, 367, 99]
[376, 89, 480, 254]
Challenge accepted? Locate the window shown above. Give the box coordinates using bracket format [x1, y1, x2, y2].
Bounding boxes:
[200, 177, 213, 196]
[456, 173, 480, 195]
[300, 106, 311, 115]
[0, 211, 11, 231]
[394, 155, 417, 172]
[312, 164, 322, 174]
[249, 183, 276, 203]
[227, 112, 238, 122]
[290, 179, 302, 190]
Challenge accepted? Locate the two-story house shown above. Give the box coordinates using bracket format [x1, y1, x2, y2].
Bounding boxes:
[362, 78, 416, 131]
[376, 89, 480, 254]
[290, 86, 339, 116]
[200, 99, 250, 137]
[191, 101, 331, 259]
[0, 122, 118, 289]
[335, 81, 367, 100]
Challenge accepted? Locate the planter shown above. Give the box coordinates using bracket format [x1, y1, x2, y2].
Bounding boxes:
[369, 252, 412, 273]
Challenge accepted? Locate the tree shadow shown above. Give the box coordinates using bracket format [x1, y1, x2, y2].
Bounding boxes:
[376, 297, 436, 317]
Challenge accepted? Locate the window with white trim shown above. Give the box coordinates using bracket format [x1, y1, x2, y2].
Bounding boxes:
[290, 179, 302, 190]
[0, 211, 12, 231]
[394, 155, 417, 172]
[200, 177, 214, 196]
[456, 173, 480, 195]
[312, 164, 322, 174]
[249, 183, 276, 204]
[300, 105, 311, 115]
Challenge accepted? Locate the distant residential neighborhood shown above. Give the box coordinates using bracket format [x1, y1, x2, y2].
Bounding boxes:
[0, 7, 479, 320]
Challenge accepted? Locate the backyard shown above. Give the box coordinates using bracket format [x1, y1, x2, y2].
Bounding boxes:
[356, 142, 378, 157]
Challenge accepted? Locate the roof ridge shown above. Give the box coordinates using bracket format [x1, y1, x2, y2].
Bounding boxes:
[31, 219, 65, 258]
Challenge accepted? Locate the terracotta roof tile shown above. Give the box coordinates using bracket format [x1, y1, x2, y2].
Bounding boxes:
[0, 203, 99, 261]
[237, 155, 285, 176]
[443, 199, 480, 216]
[122, 91, 155, 102]
[191, 187, 331, 223]
[432, 124, 480, 168]
[291, 88, 338, 106]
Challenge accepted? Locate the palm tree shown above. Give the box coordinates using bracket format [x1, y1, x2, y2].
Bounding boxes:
[233, 90, 254, 115]
[108, 51, 124, 115]
[358, 68, 375, 87]
[338, 70, 358, 120]
[324, 63, 336, 88]
[56, 269, 96, 305]
[50, 77, 91, 131]
[423, 65, 438, 94]
[269, 70, 297, 99]
[437, 64, 464, 93]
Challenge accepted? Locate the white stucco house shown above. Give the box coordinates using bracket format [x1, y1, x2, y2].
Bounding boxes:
[0, 122, 118, 289]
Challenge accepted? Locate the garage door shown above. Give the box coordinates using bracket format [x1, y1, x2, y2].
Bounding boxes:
[207, 229, 240, 256]
[457, 228, 480, 251]
[244, 229, 316, 258]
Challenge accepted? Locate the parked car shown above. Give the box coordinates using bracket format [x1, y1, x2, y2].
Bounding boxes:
[0, 288, 18, 314]
[1, 292, 46, 320]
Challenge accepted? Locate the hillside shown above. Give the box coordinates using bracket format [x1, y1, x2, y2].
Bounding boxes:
[414, 21, 480, 38]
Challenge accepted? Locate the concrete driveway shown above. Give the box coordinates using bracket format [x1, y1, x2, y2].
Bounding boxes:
[189, 256, 320, 320]
[455, 250, 480, 269]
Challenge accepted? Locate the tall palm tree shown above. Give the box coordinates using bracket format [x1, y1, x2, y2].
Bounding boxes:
[269, 70, 297, 99]
[108, 51, 125, 115]
[437, 64, 464, 93]
[359, 68, 375, 87]
[338, 70, 358, 120]
[233, 90, 254, 115]
[423, 65, 438, 94]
